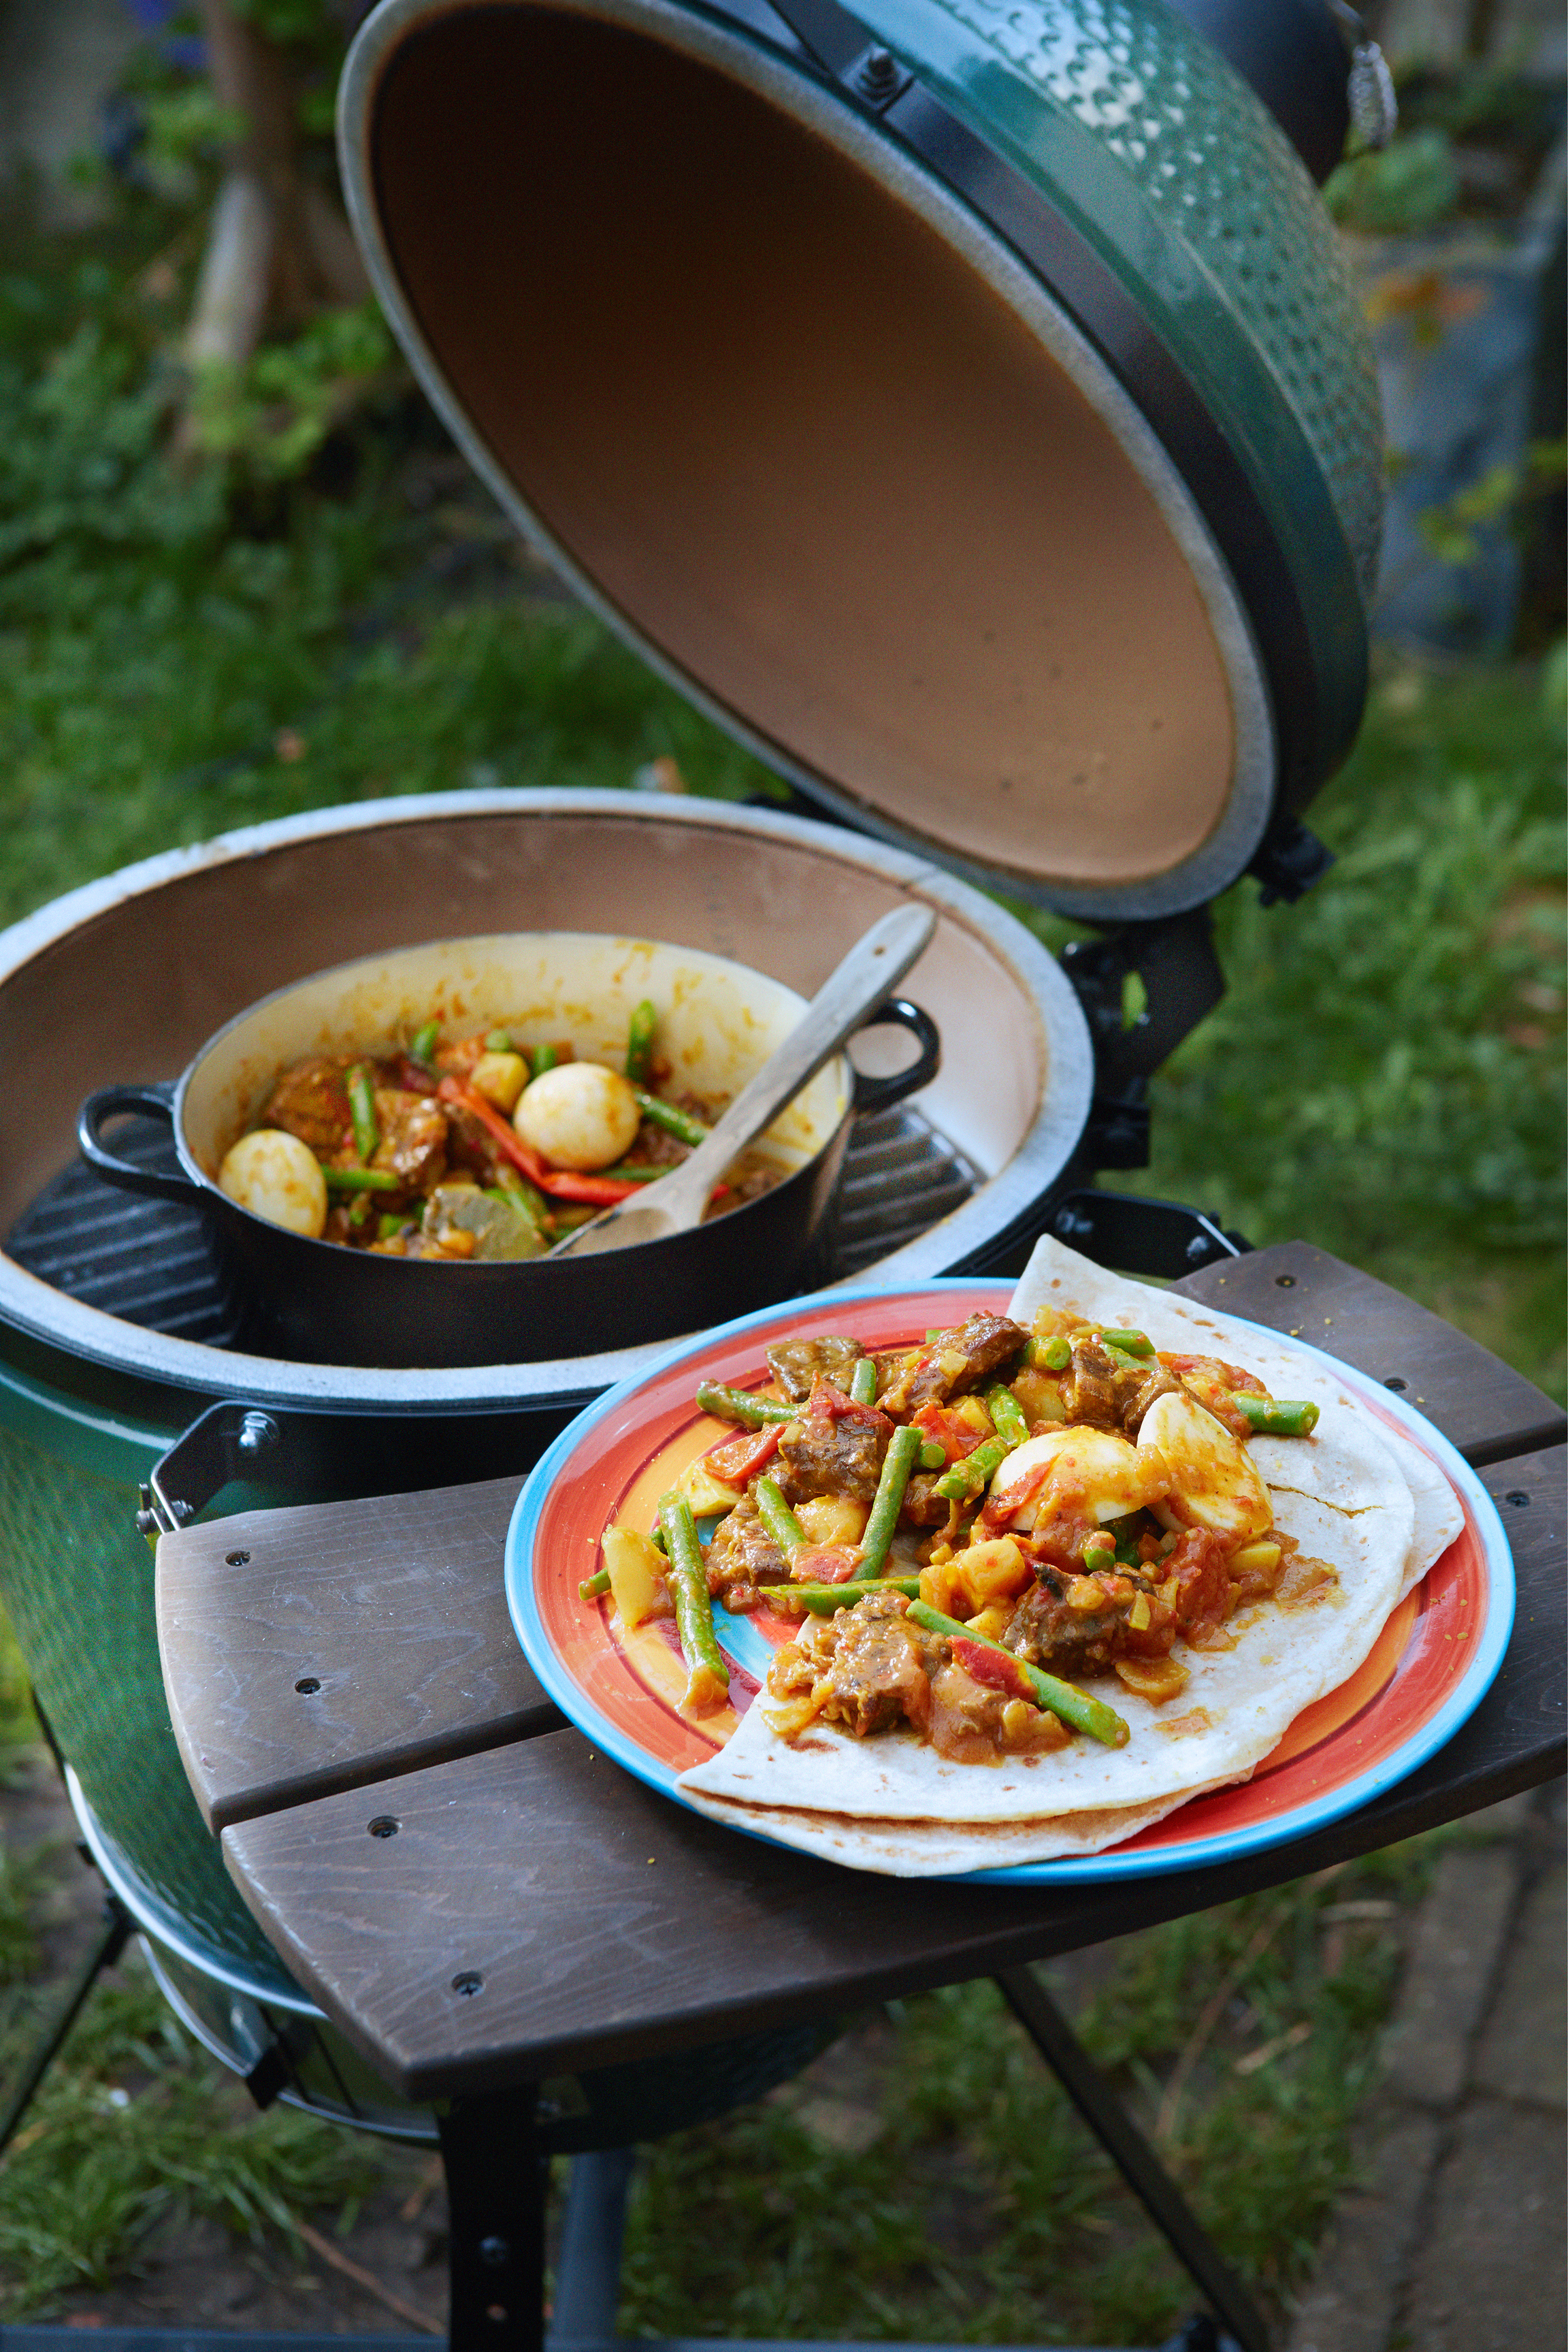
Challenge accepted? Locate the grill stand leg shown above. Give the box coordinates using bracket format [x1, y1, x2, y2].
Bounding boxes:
[996, 1968, 1269, 2352]
[551, 2146, 636, 2345]
[0, 1890, 132, 2159]
[438, 2085, 547, 2352]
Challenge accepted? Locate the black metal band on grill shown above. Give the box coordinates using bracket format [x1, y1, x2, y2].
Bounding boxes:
[696, 0, 1348, 816]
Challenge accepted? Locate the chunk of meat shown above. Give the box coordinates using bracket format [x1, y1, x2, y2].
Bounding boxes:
[766, 1335, 865, 1404]
[774, 1379, 891, 1506]
[813, 1592, 933, 1738]
[928, 1658, 1073, 1763]
[371, 1090, 448, 1193]
[1004, 1560, 1177, 1679]
[705, 1494, 788, 1607]
[443, 1100, 502, 1184]
[263, 1057, 351, 1156]
[898, 1472, 951, 1529]
[1058, 1337, 1186, 1436]
[623, 1118, 689, 1170]
[879, 1314, 1026, 1415]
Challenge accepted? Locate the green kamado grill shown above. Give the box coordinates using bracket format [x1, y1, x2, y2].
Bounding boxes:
[0, 0, 1383, 2142]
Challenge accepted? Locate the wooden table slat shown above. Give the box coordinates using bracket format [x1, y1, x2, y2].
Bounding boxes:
[1175, 1243, 1566, 1465]
[158, 1475, 557, 1831]
[220, 1445, 1563, 2102]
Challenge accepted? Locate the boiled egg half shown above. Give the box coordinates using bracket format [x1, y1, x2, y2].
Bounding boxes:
[1136, 1390, 1272, 1542]
[990, 1426, 1166, 1530]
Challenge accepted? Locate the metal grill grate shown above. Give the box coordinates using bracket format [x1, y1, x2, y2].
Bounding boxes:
[5, 1107, 979, 1355]
[7, 1115, 244, 1347]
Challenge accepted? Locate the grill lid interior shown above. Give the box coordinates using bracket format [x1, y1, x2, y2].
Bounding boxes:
[348, 0, 1283, 920]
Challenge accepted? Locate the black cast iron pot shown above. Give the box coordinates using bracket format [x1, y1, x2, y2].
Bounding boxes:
[78, 929, 936, 1370]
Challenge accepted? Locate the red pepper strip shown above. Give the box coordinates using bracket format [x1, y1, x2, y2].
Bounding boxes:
[538, 1170, 642, 1206]
[789, 1543, 863, 1585]
[704, 1423, 783, 1483]
[980, 1457, 1054, 1532]
[951, 1636, 1036, 1704]
[438, 1076, 550, 1182]
[436, 1076, 642, 1203]
[911, 1402, 988, 1466]
[807, 1376, 891, 1432]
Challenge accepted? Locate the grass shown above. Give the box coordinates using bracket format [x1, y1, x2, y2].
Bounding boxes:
[0, 172, 1561, 2330]
[0, 1812, 388, 2317]
[616, 1837, 1449, 2344]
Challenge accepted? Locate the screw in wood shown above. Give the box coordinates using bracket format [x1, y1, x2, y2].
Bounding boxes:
[1384, 1377, 1407, 1391]
[368, 1816, 399, 1838]
[452, 1971, 485, 1997]
[295, 1675, 321, 1694]
[1275, 1274, 1296, 1287]
[225, 1551, 250, 1565]
[1505, 1492, 1530, 1508]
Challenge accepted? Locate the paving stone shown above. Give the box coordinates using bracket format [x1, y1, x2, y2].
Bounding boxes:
[1401, 2099, 1567, 2352]
[1380, 1846, 1518, 2105]
[1285, 2111, 1441, 2352]
[1473, 1863, 1566, 2108]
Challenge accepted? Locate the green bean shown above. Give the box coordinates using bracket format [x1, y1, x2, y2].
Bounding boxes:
[657, 1492, 729, 1701]
[625, 999, 658, 1087]
[849, 1357, 879, 1408]
[650, 1524, 668, 1556]
[1231, 1394, 1320, 1438]
[754, 1476, 805, 1554]
[346, 1063, 378, 1162]
[600, 1163, 665, 1183]
[348, 1192, 372, 1229]
[775, 1577, 921, 1614]
[532, 1041, 559, 1077]
[633, 1088, 707, 1148]
[932, 1434, 1008, 1502]
[985, 1383, 1029, 1450]
[918, 1438, 947, 1471]
[377, 1212, 408, 1240]
[1081, 1538, 1116, 1573]
[322, 1165, 400, 1192]
[579, 1566, 612, 1599]
[906, 1602, 1129, 1747]
[1026, 1334, 1073, 1372]
[1101, 1327, 1154, 1357]
[409, 1020, 440, 1065]
[860, 1422, 921, 1579]
[696, 1381, 796, 1428]
[483, 1027, 512, 1053]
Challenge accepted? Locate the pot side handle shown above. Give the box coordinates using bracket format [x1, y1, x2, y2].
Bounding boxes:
[850, 999, 940, 1116]
[78, 1082, 203, 1207]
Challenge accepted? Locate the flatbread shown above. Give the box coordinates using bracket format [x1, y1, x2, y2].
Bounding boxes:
[677, 1238, 1453, 1873]
[680, 1783, 1227, 1877]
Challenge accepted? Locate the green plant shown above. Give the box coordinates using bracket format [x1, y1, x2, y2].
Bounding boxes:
[0, 1969, 385, 2315]
[1325, 127, 1462, 235]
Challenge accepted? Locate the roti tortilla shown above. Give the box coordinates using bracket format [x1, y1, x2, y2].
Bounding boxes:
[677, 1238, 1457, 1873]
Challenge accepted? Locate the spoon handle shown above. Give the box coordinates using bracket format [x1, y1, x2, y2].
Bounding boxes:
[649, 903, 936, 1221]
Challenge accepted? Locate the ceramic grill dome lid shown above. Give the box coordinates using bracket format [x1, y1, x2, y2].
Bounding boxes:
[338, 0, 1382, 920]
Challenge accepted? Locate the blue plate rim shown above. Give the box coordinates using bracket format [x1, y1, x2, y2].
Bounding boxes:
[504, 1278, 1516, 1884]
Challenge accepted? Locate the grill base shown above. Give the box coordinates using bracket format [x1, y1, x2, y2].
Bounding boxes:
[6, 1108, 978, 1359]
